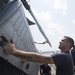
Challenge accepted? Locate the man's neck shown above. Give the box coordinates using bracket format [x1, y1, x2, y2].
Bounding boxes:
[61, 49, 70, 53]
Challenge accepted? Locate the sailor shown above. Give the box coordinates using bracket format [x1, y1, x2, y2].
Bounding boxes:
[3, 36, 74, 75]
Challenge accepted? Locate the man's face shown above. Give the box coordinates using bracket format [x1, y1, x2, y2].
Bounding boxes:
[59, 37, 68, 50]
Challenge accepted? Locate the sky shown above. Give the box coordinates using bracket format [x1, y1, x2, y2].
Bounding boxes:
[24, 0, 75, 52]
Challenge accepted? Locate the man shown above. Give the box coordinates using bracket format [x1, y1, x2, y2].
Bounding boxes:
[3, 36, 74, 75]
[40, 64, 51, 75]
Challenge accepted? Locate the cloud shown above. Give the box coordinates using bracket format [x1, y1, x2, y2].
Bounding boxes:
[72, 19, 75, 25]
[28, 9, 52, 23]
[37, 12, 52, 23]
[33, 10, 64, 36]
[47, 23, 64, 36]
[25, 7, 65, 36]
[53, 0, 68, 14]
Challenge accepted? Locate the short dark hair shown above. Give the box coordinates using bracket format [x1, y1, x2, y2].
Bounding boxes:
[64, 36, 74, 48]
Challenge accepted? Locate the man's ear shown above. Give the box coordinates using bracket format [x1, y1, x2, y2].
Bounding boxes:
[67, 42, 71, 47]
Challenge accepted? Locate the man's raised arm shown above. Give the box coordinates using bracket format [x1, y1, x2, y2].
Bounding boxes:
[3, 41, 54, 64]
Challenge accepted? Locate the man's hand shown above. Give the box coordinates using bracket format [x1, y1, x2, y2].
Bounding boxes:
[3, 40, 16, 54]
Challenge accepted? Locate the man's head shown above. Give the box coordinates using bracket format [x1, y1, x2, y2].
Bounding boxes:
[59, 36, 74, 52]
